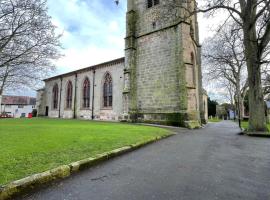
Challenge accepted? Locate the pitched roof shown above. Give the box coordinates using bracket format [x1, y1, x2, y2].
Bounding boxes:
[44, 57, 125, 82]
[1, 95, 36, 105]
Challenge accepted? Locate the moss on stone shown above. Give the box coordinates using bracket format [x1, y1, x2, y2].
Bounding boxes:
[184, 121, 201, 129]
[133, 112, 188, 127]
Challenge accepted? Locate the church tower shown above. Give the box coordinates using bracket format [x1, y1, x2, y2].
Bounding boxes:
[123, 0, 205, 128]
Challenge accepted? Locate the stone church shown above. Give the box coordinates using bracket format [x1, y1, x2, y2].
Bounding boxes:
[37, 0, 208, 128]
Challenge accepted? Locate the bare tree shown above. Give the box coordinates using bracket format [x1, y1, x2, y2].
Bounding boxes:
[194, 0, 270, 131]
[203, 23, 248, 121]
[116, 0, 270, 131]
[222, 79, 237, 118]
[0, 0, 61, 96]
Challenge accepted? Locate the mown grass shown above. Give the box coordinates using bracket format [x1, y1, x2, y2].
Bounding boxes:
[0, 118, 170, 185]
[241, 121, 270, 132]
[241, 121, 249, 130]
[208, 117, 222, 123]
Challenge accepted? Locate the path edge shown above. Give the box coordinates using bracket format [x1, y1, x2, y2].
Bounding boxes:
[0, 133, 174, 200]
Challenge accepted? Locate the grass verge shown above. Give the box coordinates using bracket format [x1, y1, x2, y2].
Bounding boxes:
[208, 117, 222, 123]
[240, 121, 270, 135]
[0, 118, 170, 185]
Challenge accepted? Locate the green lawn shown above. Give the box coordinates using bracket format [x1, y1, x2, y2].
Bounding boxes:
[0, 118, 170, 185]
[241, 121, 270, 132]
[208, 117, 222, 123]
[241, 121, 249, 130]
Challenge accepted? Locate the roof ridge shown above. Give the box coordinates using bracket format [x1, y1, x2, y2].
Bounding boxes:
[44, 57, 125, 82]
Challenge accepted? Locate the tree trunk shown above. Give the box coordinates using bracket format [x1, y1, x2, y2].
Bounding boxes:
[247, 63, 267, 131]
[243, 25, 267, 131]
[241, 89, 247, 118]
[0, 89, 2, 114]
[236, 81, 243, 120]
[240, 98, 245, 119]
[0, 66, 7, 114]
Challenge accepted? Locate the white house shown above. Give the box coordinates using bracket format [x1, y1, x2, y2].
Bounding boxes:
[0, 95, 36, 118]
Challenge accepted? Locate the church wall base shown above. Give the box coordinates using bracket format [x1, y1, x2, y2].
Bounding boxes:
[200, 118, 207, 125]
[184, 121, 201, 129]
[123, 111, 202, 129]
[185, 111, 202, 129]
[126, 112, 189, 127]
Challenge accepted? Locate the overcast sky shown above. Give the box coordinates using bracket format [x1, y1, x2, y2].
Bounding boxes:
[14, 0, 228, 102]
[47, 0, 216, 73]
[47, 0, 127, 73]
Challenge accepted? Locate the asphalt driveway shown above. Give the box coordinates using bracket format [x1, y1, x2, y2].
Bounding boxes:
[19, 121, 270, 200]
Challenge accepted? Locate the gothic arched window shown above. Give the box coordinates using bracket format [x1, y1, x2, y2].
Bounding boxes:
[103, 73, 113, 108]
[52, 84, 59, 109]
[191, 53, 196, 86]
[147, 0, 159, 8]
[66, 81, 73, 109]
[82, 77, 90, 108]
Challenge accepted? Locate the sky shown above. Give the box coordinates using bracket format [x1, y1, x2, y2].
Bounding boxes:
[47, 0, 127, 74]
[15, 0, 228, 102]
[46, 0, 218, 73]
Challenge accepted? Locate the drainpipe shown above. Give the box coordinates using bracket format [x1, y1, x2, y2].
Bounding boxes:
[74, 73, 78, 119]
[92, 69, 96, 120]
[59, 77, 63, 118]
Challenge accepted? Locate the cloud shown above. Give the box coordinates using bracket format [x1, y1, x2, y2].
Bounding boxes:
[47, 0, 126, 74]
[198, 13, 229, 42]
[15, 0, 227, 99]
[197, 4, 232, 103]
[47, 0, 226, 73]
[46, 0, 228, 102]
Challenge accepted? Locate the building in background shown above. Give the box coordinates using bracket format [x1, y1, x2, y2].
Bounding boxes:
[37, 0, 208, 128]
[0, 95, 36, 118]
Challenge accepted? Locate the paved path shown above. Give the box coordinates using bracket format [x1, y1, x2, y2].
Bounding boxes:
[19, 121, 270, 200]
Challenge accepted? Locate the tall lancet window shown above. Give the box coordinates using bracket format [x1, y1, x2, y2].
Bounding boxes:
[103, 73, 113, 108]
[52, 84, 59, 109]
[147, 0, 159, 8]
[82, 77, 90, 108]
[66, 81, 73, 109]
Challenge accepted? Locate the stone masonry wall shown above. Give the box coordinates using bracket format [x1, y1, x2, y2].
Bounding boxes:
[136, 28, 182, 113]
[42, 61, 124, 120]
[39, 0, 204, 127]
[181, 16, 201, 121]
[126, 0, 202, 126]
[132, 0, 184, 115]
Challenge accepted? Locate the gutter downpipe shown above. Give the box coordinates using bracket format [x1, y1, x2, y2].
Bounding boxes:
[92, 69, 96, 120]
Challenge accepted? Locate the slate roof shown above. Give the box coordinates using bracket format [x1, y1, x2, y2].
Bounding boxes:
[1, 95, 36, 105]
[44, 57, 125, 82]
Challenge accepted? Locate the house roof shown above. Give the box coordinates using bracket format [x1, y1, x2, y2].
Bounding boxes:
[43, 57, 125, 82]
[1, 95, 36, 105]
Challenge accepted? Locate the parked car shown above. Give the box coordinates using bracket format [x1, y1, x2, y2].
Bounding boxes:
[0, 113, 12, 118]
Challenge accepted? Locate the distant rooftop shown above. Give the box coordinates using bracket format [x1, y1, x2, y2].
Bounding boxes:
[1, 95, 36, 105]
